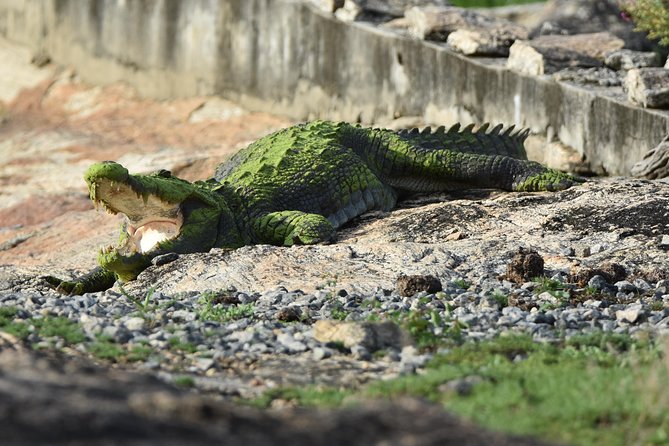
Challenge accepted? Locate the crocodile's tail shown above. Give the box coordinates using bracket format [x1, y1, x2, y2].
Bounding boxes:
[396, 123, 530, 160]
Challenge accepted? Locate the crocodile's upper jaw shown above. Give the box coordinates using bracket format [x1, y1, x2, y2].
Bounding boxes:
[93, 178, 183, 255]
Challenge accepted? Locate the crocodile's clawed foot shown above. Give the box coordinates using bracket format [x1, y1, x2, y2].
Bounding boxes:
[514, 170, 586, 192]
[42, 276, 85, 295]
[544, 174, 587, 192]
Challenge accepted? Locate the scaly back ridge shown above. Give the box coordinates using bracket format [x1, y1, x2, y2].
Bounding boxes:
[396, 122, 530, 160]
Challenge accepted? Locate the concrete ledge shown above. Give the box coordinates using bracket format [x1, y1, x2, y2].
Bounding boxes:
[1, 0, 667, 174]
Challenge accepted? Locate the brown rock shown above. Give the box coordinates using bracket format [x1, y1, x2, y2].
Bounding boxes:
[569, 262, 627, 288]
[505, 248, 544, 284]
[530, 0, 651, 51]
[313, 320, 409, 351]
[447, 28, 525, 57]
[507, 33, 623, 76]
[625, 68, 669, 109]
[605, 50, 661, 71]
[397, 274, 442, 296]
[507, 293, 536, 312]
[276, 306, 303, 322]
[405, 6, 528, 46]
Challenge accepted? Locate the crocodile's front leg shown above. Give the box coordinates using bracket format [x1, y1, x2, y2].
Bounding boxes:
[252, 211, 335, 246]
[44, 266, 117, 295]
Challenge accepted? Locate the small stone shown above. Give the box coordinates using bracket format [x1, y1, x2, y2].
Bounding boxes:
[574, 245, 591, 257]
[194, 357, 215, 371]
[661, 235, 669, 248]
[396, 274, 442, 297]
[616, 304, 647, 324]
[312, 347, 332, 360]
[171, 310, 197, 322]
[590, 244, 605, 255]
[228, 330, 257, 344]
[536, 291, 561, 306]
[615, 281, 637, 294]
[633, 279, 652, 292]
[527, 312, 555, 325]
[151, 252, 179, 266]
[445, 231, 463, 241]
[400, 345, 431, 369]
[588, 275, 610, 290]
[560, 246, 575, 257]
[277, 333, 307, 353]
[123, 317, 146, 331]
[101, 325, 119, 338]
[313, 320, 408, 351]
[657, 280, 669, 293]
[351, 345, 372, 361]
[276, 306, 302, 322]
[505, 248, 544, 284]
[439, 376, 484, 396]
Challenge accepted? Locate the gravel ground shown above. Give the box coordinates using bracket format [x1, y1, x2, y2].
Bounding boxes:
[2, 269, 668, 397]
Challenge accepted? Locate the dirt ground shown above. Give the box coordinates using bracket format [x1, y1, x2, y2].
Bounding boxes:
[0, 37, 292, 274]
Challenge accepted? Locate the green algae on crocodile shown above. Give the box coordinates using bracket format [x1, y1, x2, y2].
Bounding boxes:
[45, 120, 583, 295]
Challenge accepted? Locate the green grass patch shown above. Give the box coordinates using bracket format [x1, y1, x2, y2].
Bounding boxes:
[0, 310, 85, 346]
[35, 316, 87, 344]
[197, 292, 255, 322]
[330, 302, 348, 321]
[173, 375, 196, 388]
[119, 285, 157, 315]
[491, 291, 509, 307]
[88, 336, 154, 363]
[249, 333, 669, 446]
[0, 306, 31, 339]
[89, 336, 125, 360]
[389, 309, 463, 350]
[127, 344, 153, 362]
[168, 336, 198, 354]
[452, 279, 471, 290]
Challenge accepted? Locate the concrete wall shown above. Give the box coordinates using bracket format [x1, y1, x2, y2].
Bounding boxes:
[1, 0, 667, 175]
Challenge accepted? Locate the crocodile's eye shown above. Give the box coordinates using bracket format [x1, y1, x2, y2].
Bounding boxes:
[156, 169, 172, 178]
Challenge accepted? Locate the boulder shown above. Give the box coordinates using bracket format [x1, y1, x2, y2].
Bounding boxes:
[530, 0, 653, 51]
[405, 6, 528, 52]
[508, 33, 624, 76]
[625, 67, 669, 108]
[605, 49, 662, 71]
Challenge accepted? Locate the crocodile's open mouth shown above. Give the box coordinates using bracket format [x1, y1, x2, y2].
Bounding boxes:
[93, 178, 183, 255]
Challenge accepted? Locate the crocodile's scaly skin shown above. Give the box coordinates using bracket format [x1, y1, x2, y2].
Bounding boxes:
[48, 120, 583, 294]
[215, 121, 578, 237]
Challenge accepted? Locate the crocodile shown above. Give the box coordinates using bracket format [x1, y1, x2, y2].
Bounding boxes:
[46, 120, 583, 294]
